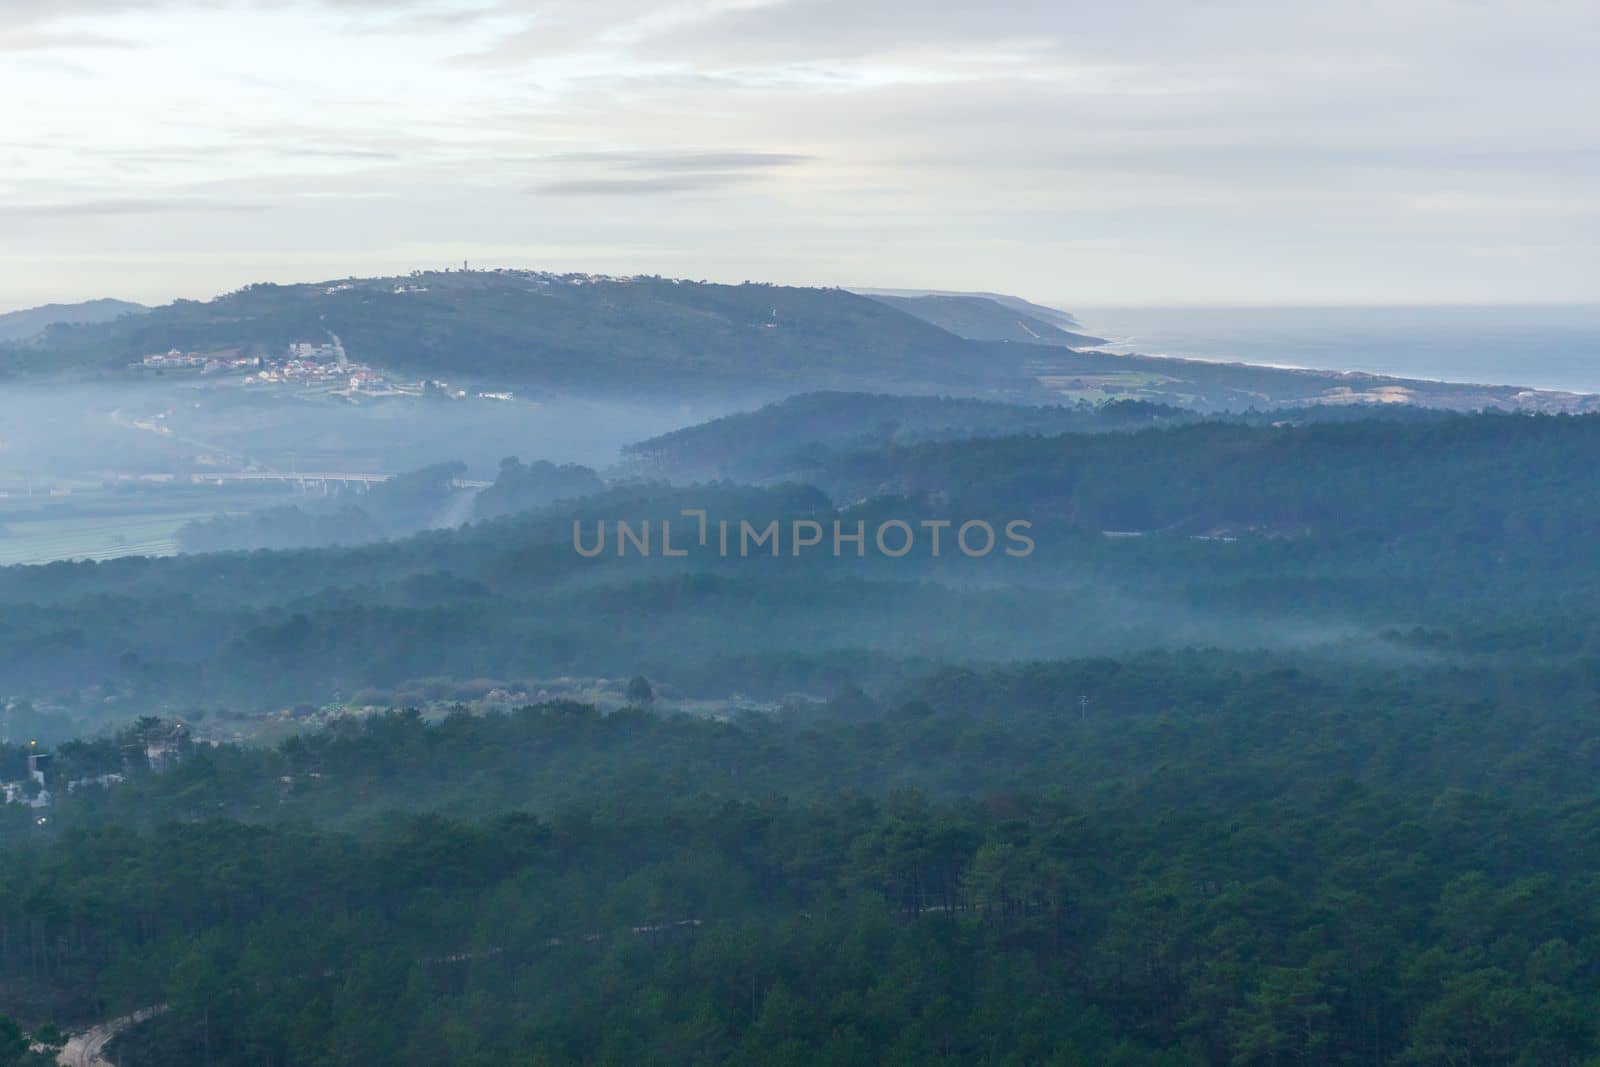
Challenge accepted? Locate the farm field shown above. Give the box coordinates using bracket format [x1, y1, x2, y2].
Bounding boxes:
[0, 509, 203, 565]
[0, 483, 292, 565]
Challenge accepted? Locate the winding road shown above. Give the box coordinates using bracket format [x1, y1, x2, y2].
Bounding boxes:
[58, 1006, 167, 1067]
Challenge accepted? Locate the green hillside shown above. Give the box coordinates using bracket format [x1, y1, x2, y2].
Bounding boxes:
[867, 292, 1108, 346]
[0, 298, 146, 343]
[622, 392, 1191, 481]
[3, 412, 1600, 721]
[5, 272, 1592, 413]
[0, 272, 1008, 394]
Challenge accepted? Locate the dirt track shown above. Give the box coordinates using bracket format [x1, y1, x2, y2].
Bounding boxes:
[58, 1006, 167, 1067]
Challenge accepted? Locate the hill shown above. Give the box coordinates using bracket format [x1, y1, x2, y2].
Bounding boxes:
[3, 412, 1600, 722]
[1010, 343, 1600, 412]
[852, 287, 1087, 329]
[864, 293, 1108, 346]
[0, 298, 145, 343]
[20, 652, 1600, 1066]
[621, 392, 1190, 481]
[4, 272, 1595, 414]
[0, 271, 1018, 395]
[7, 408, 1600, 1067]
[810, 412, 1600, 542]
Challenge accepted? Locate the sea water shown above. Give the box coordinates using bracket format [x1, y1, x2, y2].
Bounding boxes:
[1072, 305, 1600, 393]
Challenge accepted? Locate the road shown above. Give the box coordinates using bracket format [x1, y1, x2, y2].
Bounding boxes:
[50, 920, 693, 1064]
[58, 1006, 167, 1067]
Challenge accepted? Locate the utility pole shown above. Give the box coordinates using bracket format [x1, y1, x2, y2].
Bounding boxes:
[1079, 694, 1088, 722]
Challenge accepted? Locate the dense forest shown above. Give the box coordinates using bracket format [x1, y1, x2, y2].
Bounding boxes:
[4, 405, 1600, 1064]
[3, 412, 1600, 729]
[7, 656, 1600, 1064]
[620, 394, 1196, 482]
[0, 299, 145, 344]
[619, 391, 1453, 483]
[176, 463, 476, 553]
[5, 0, 1590, 1054]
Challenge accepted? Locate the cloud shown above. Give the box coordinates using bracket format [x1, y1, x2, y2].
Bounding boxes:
[1408, 191, 1600, 220]
[543, 150, 811, 171]
[2, 0, 1599, 306]
[0, 28, 138, 51]
[634, 151, 809, 171]
[525, 148, 809, 196]
[0, 198, 264, 220]
[0, 0, 460, 40]
[0, 0, 164, 33]
[272, 146, 403, 161]
[531, 174, 751, 196]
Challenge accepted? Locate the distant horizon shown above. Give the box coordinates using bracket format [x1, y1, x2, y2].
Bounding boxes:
[5, 266, 1600, 320]
[7, 269, 1596, 396]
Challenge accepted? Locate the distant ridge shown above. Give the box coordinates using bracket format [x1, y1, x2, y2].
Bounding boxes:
[0, 298, 147, 343]
[0, 271, 1006, 393]
[2, 272, 1591, 413]
[863, 292, 1107, 347]
[851, 287, 1086, 329]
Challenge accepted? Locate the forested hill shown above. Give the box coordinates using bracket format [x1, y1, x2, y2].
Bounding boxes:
[853, 287, 1090, 329]
[0, 271, 1012, 394]
[865, 292, 1108, 346]
[7, 414, 1600, 1064]
[6, 271, 1597, 411]
[618, 391, 1463, 483]
[3, 413, 1600, 725]
[811, 411, 1600, 540]
[621, 392, 1193, 481]
[12, 658, 1600, 1064]
[0, 297, 146, 343]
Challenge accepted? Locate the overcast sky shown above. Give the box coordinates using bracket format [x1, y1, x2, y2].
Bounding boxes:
[2, 0, 1597, 312]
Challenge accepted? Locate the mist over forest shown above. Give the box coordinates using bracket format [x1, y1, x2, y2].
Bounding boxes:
[1, 274, 1599, 1067]
[6, 0, 1599, 1058]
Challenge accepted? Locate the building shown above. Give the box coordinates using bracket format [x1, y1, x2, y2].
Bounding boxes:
[67, 773, 124, 795]
[2, 749, 53, 808]
[141, 348, 207, 369]
[287, 341, 343, 361]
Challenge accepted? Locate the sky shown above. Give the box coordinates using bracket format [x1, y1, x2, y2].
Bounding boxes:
[2, 0, 1597, 312]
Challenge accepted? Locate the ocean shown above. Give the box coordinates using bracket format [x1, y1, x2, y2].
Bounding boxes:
[1070, 305, 1600, 394]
